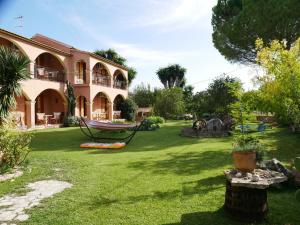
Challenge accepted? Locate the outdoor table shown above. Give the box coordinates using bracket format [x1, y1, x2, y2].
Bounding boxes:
[44, 115, 53, 126]
[224, 169, 288, 223]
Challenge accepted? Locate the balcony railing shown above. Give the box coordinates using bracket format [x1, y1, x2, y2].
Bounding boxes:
[34, 65, 65, 82]
[93, 74, 111, 87]
[113, 80, 127, 90]
[75, 72, 86, 84]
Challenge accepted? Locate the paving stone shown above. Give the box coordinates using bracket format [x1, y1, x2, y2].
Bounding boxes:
[0, 180, 72, 222]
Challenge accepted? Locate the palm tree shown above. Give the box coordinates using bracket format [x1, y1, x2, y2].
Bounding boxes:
[156, 64, 186, 89]
[0, 46, 31, 123]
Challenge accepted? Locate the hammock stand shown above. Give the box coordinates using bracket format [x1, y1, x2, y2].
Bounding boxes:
[79, 117, 144, 144]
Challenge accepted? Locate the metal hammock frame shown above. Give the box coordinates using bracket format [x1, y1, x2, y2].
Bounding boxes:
[79, 117, 145, 144]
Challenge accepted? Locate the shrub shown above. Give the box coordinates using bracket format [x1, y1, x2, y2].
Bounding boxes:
[63, 116, 80, 127]
[0, 125, 32, 174]
[233, 135, 263, 152]
[154, 88, 185, 119]
[146, 116, 165, 124]
[119, 98, 138, 121]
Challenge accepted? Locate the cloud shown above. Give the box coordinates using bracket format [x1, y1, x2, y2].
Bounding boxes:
[60, 13, 201, 67]
[130, 0, 217, 30]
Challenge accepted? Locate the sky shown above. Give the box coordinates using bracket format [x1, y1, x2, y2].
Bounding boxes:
[0, 0, 259, 92]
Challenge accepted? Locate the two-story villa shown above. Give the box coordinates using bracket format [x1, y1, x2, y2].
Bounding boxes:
[0, 28, 129, 128]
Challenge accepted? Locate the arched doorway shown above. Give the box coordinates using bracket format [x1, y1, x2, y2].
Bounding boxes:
[113, 94, 125, 119]
[76, 96, 87, 117]
[11, 94, 29, 128]
[92, 92, 110, 120]
[92, 62, 111, 87]
[113, 70, 127, 90]
[34, 52, 65, 82]
[35, 89, 65, 125]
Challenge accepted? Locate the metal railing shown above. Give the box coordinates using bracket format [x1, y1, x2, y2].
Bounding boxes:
[75, 72, 86, 84]
[113, 80, 127, 90]
[34, 65, 65, 82]
[92, 73, 111, 87]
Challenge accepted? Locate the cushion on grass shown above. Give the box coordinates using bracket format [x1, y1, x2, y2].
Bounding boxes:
[80, 142, 126, 149]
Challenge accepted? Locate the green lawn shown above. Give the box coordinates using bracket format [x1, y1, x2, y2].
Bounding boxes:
[1, 121, 300, 225]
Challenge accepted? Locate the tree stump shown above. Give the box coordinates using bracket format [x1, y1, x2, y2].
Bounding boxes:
[224, 181, 268, 222]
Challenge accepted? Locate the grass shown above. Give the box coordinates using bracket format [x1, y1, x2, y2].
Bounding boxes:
[1, 120, 300, 225]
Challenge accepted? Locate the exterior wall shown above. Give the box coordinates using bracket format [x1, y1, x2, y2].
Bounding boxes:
[0, 29, 129, 127]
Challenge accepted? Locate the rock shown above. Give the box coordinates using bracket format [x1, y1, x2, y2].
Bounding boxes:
[291, 169, 300, 187]
[264, 158, 292, 177]
[236, 172, 242, 178]
[251, 174, 260, 182]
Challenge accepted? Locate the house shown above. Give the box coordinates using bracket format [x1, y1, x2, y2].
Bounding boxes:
[0, 28, 129, 128]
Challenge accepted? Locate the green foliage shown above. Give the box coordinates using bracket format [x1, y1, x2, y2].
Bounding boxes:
[63, 116, 80, 127]
[296, 189, 300, 202]
[212, 0, 300, 64]
[154, 88, 185, 118]
[146, 116, 165, 124]
[94, 48, 126, 65]
[256, 38, 300, 128]
[66, 81, 76, 117]
[156, 64, 186, 89]
[295, 157, 300, 172]
[127, 67, 137, 85]
[94, 49, 136, 85]
[0, 124, 31, 173]
[191, 76, 242, 119]
[0, 46, 31, 121]
[119, 97, 138, 121]
[183, 85, 194, 113]
[139, 119, 160, 131]
[132, 83, 155, 107]
[232, 135, 263, 152]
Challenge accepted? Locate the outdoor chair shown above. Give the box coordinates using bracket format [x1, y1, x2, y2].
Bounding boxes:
[51, 112, 61, 124]
[36, 113, 45, 125]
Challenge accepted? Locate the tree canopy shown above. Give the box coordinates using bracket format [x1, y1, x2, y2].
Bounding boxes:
[156, 64, 186, 89]
[212, 0, 300, 64]
[154, 88, 185, 118]
[131, 83, 155, 108]
[255, 38, 300, 127]
[191, 76, 242, 119]
[94, 48, 137, 85]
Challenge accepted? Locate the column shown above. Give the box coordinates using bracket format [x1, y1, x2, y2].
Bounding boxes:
[107, 102, 113, 121]
[86, 101, 93, 120]
[25, 100, 35, 128]
[29, 62, 35, 78]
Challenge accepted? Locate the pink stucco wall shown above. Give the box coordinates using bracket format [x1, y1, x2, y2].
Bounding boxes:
[0, 29, 129, 127]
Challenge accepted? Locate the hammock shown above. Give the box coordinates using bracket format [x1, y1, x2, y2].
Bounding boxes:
[79, 117, 144, 145]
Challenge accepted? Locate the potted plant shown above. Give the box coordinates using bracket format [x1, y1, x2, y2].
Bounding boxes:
[232, 135, 263, 172]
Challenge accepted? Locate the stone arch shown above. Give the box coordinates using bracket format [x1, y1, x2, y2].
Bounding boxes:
[92, 92, 112, 120]
[0, 35, 30, 59]
[34, 52, 66, 82]
[113, 69, 127, 89]
[92, 62, 112, 86]
[34, 89, 67, 124]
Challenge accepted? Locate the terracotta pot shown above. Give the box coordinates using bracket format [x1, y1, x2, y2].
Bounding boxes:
[233, 151, 256, 172]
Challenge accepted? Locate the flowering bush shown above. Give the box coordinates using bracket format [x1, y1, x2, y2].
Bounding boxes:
[0, 124, 31, 174]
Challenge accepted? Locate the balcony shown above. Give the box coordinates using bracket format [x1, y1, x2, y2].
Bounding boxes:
[75, 72, 86, 84]
[92, 73, 111, 87]
[34, 65, 65, 82]
[113, 80, 127, 90]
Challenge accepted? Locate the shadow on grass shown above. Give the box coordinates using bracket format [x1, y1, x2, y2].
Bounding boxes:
[128, 151, 232, 175]
[90, 175, 225, 208]
[29, 123, 232, 155]
[261, 128, 300, 163]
